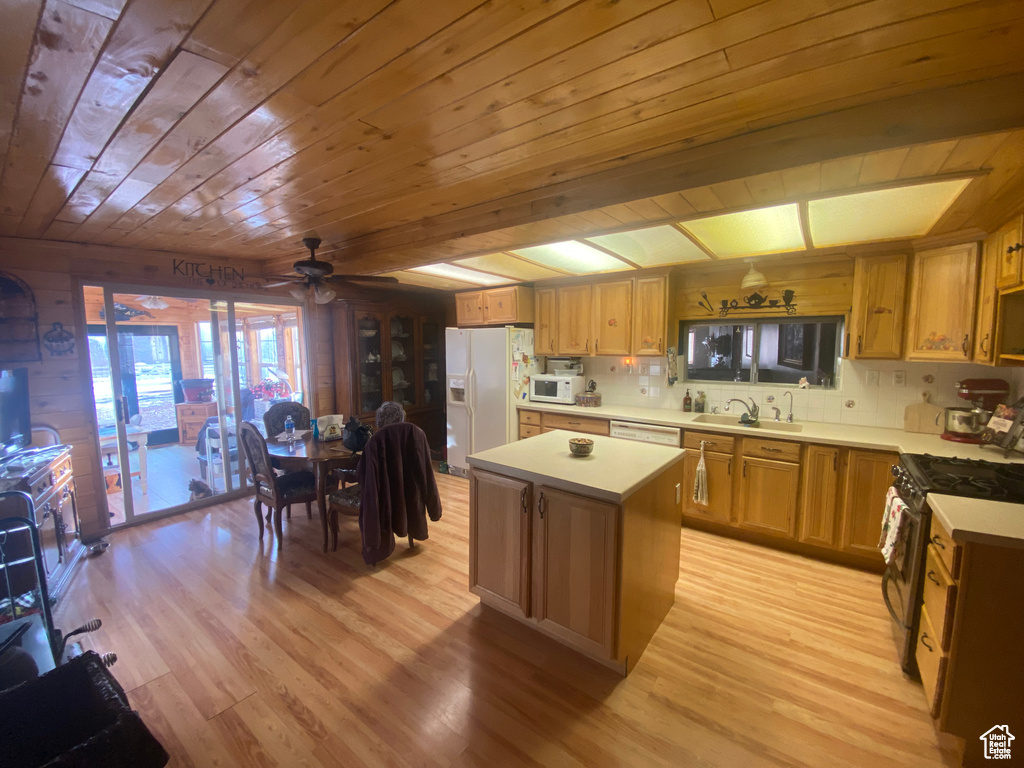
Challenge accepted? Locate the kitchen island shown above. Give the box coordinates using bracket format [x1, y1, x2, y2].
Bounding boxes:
[467, 430, 685, 674]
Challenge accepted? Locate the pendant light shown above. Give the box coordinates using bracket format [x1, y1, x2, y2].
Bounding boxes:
[313, 283, 336, 304]
[740, 262, 767, 290]
[288, 284, 307, 301]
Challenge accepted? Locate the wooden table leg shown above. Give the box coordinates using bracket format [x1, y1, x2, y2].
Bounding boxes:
[316, 463, 328, 552]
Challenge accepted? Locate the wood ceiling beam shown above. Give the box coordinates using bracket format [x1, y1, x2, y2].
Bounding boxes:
[333, 73, 1024, 272]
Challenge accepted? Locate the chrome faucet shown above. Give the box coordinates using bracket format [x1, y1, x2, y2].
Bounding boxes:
[771, 406, 781, 422]
[724, 398, 759, 422]
[783, 391, 794, 423]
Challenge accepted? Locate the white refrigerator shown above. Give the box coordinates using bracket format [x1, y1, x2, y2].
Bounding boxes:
[445, 327, 540, 478]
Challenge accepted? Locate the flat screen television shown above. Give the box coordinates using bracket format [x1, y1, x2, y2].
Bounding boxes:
[0, 368, 30, 457]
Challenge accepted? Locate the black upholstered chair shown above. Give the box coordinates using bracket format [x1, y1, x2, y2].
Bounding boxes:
[262, 401, 311, 438]
[238, 422, 317, 545]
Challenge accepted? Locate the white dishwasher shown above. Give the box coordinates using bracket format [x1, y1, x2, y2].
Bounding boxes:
[608, 420, 682, 447]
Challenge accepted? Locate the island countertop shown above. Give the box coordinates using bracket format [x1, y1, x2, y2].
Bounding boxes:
[467, 429, 684, 503]
[927, 494, 1024, 549]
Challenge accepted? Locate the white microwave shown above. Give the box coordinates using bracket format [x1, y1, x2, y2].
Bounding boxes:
[530, 374, 584, 404]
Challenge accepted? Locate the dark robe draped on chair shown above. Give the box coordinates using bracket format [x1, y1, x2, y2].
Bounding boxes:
[357, 422, 441, 565]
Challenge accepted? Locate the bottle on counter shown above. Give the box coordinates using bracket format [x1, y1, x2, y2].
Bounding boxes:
[313, 418, 320, 442]
[695, 391, 706, 413]
[683, 389, 692, 412]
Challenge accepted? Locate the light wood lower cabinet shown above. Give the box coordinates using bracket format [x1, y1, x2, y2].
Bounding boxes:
[681, 450, 732, 524]
[532, 487, 618, 659]
[737, 455, 799, 539]
[841, 449, 897, 558]
[469, 470, 531, 619]
[916, 515, 1024, 766]
[799, 445, 840, 547]
[469, 463, 683, 673]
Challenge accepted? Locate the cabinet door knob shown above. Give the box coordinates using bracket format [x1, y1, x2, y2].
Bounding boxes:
[961, 334, 969, 357]
[931, 535, 945, 550]
[760, 446, 782, 453]
[920, 633, 934, 652]
[926, 570, 942, 586]
[857, 335, 862, 355]
[538, 492, 546, 519]
[980, 334, 989, 354]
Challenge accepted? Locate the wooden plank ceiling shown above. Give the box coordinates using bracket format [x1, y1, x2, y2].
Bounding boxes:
[3, 0, 1024, 278]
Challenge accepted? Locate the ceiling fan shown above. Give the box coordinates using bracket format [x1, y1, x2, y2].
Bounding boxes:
[265, 236, 397, 304]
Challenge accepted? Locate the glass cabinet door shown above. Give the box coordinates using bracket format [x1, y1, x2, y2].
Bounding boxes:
[420, 318, 441, 410]
[388, 312, 417, 409]
[356, 313, 384, 414]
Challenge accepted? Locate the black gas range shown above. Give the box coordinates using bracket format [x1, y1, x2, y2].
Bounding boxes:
[885, 452, 1024, 677]
[898, 453, 1024, 502]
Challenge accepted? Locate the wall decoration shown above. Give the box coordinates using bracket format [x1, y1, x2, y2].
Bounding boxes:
[171, 258, 266, 291]
[0, 271, 41, 362]
[696, 288, 798, 317]
[42, 322, 75, 356]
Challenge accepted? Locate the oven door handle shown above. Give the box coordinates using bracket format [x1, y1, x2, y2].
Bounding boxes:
[881, 568, 906, 627]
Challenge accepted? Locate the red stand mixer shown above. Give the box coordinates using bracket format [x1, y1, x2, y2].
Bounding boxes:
[941, 378, 1010, 443]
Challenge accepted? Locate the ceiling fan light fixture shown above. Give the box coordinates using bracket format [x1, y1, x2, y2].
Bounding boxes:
[313, 284, 336, 304]
[288, 284, 308, 301]
[138, 296, 169, 310]
[740, 263, 768, 290]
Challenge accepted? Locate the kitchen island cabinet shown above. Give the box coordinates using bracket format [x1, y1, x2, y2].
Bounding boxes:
[468, 431, 684, 674]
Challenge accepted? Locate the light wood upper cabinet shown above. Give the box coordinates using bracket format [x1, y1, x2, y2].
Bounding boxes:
[841, 450, 897, 558]
[593, 280, 632, 356]
[905, 244, 978, 361]
[682, 449, 733, 524]
[455, 291, 484, 326]
[469, 469, 531, 619]
[456, 286, 534, 326]
[850, 253, 907, 359]
[736, 455, 799, 539]
[799, 445, 840, 547]
[633, 275, 669, 356]
[994, 214, 1023, 290]
[534, 287, 556, 355]
[975, 230, 1002, 363]
[532, 486, 618, 659]
[556, 284, 593, 355]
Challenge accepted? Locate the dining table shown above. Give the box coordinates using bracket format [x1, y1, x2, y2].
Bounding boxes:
[265, 432, 358, 551]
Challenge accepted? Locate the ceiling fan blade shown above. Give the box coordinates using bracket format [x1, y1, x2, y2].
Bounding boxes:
[327, 274, 400, 284]
[264, 280, 297, 288]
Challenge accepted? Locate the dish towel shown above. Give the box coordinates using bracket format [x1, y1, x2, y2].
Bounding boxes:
[878, 487, 909, 567]
[693, 442, 708, 506]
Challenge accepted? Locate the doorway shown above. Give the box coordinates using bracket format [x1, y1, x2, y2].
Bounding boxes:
[83, 287, 309, 527]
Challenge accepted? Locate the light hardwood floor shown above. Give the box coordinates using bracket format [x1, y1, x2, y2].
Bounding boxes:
[54, 473, 960, 768]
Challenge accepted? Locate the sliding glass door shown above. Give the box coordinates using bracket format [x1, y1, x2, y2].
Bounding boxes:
[83, 286, 308, 527]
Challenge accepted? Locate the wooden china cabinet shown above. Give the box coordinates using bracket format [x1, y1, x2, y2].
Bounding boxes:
[332, 297, 446, 454]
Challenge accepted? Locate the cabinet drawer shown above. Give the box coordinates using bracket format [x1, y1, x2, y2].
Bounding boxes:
[541, 413, 609, 436]
[922, 544, 957, 652]
[177, 403, 215, 418]
[683, 431, 735, 453]
[928, 516, 961, 580]
[519, 410, 541, 426]
[519, 425, 541, 439]
[742, 437, 800, 463]
[917, 604, 947, 719]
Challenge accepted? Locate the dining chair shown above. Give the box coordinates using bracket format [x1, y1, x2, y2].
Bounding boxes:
[262, 402, 311, 438]
[238, 422, 317, 544]
[335, 401, 406, 490]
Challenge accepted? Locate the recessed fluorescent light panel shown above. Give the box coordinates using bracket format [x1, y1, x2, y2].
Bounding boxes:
[509, 241, 633, 274]
[585, 225, 709, 266]
[453, 253, 564, 281]
[807, 178, 972, 247]
[409, 263, 507, 285]
[680, 203, 806, 259]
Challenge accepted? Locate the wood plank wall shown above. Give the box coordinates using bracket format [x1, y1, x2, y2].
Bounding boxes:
[675, 255, 856, 321]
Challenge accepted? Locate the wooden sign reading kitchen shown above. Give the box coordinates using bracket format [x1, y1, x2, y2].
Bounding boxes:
[172, 258, 267, 292]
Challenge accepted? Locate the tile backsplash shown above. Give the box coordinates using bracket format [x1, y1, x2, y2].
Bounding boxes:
[575, 356, 1024, 430]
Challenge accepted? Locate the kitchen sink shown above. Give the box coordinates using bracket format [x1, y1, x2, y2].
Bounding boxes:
[692, 413, 804, 432]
